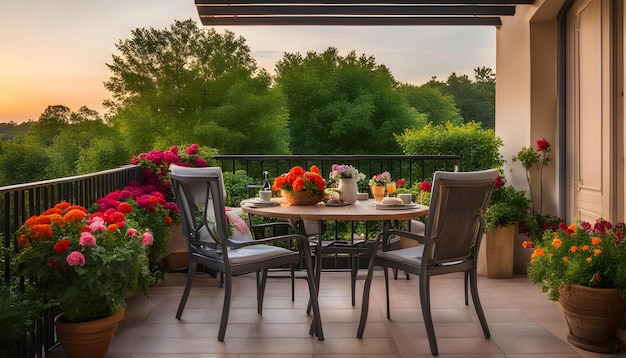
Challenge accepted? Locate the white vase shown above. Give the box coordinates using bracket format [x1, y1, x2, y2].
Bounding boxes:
[338, 178, 358, 204]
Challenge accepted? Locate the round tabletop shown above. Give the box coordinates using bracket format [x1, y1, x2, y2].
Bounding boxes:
[240, 197, 429, 222]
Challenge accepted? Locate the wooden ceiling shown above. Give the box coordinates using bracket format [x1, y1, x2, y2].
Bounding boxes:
[195, 1, 535, 26]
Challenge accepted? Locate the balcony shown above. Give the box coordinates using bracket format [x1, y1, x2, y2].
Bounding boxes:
[1, 155, 610, 357]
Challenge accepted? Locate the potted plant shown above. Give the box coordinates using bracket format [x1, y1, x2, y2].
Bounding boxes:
[368, 172, 392, 201]
[13, 201, 155, 358]
[480, 176, 531, 278]
[272, 165, 326, 205]
[526, 219, 626, 353]
[131, 144, 215, 271]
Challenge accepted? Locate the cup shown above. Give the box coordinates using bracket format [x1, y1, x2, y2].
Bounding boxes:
[258, 190, 272, 202]
[397, 193, 413, 205]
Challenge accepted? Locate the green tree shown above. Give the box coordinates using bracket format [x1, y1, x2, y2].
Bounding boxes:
[28, 105, 71, 147]
[398, 84, 463, 126]
[104, 19, 289, 155]
[275, 47, 422, 154]
[424, 67, 495, 129]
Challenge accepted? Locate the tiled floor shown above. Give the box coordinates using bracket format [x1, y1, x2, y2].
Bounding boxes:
[50, 270, 626, 357]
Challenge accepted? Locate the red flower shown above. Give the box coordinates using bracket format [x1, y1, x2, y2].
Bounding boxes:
[419, 181, 432, 193]
[118, 202, 133, 214]
[494, 175, 504, 189]
[53, 239, 70, 254]
[396, 179, 405, 187]
[536, 138, 550, 152]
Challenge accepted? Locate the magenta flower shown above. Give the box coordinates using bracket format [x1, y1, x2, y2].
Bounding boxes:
[66, 251, 86, 267]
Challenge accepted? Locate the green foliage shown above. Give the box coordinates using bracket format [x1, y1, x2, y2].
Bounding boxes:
[275, 47, 422, 154]
[398, 83, 463, 126]
[223, 170, 257, 207]
[0, 121, 33, 141]
[0, 280, 45, 348]
[76, 136, 130, 174]
[396, 121, 504, 171]
[0, 137, 51, 185]
[483, 185, 531, 231]
[105, 19, 289, 155]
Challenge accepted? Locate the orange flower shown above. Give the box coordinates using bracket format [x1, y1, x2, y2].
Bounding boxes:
[563, 256, 569, 262]
[47, 214, 65, 225]
[17, 234, 29, 248]
[591, 237, 601, 245]
[586, 257, 593, 263]
[570, 246, 577, 253]
[55, 201, 71, 211]
[534, 247, 544, 257]
[42, 207, 63, 216]
[568, 224, 577, 233]
[28, 224, 53, 241]
[107, 224, 118, 232]
[552, 238, 562, 248]
[64, 209, 87, 223]
[593, 249, 602, 255]
[581, 245, 590, 251]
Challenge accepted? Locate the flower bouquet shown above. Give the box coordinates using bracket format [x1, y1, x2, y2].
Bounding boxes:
[272, 165, 326, 205]
[14, 201, 154, 323]
[328, 164, 366, 185]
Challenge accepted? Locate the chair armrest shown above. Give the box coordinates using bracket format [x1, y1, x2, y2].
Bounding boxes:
[228, 234, 310, 249]
[386, 228, 434, 245]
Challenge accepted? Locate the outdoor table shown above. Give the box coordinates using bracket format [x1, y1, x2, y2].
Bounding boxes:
[240, 197, 429, 305]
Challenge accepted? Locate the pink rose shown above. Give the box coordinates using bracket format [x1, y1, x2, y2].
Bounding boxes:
[66, 251, 85, 266]
[127, 228, 137, 237]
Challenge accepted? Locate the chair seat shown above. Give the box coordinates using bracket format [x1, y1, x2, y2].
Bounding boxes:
[228, 245, 296, 264]
[377, 246, 424, 267]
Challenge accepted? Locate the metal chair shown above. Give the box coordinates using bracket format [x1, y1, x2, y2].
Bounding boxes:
[357, 169, 498, 355]
[169, 165, 323, 341]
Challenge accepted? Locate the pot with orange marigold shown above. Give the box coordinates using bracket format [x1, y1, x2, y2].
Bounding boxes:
[272, 165, 326, 205]
[526, 219, 626, 300]
[14, 201, 154, 323]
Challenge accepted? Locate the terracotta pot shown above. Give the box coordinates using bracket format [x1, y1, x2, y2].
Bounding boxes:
[55, 308, 125, 358]
[281, 190, 323, 205]
[370, 185, 385, 202]
[559, 284, 626, 353]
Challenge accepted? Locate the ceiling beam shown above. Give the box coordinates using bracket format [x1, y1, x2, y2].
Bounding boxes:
[197, 5, 516, 16]
[197, 16, 504, 26]
[195, 1, 534, 26]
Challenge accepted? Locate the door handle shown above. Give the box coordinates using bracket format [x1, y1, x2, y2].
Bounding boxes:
[574, 180, 583, 191]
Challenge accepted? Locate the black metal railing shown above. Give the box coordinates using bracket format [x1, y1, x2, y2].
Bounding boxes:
[0, 155, 460, 358]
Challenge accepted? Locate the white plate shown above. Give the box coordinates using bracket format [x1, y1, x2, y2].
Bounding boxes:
[243, 199, 280, 207]
[369, 202, 418, 210]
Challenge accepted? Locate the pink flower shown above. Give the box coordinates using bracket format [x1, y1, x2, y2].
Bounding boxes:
[186, 144, 199, 155]
[169, 146, 179, 154]
[66, 251, 85, 266]
[79, 232, 96, 246]
[88, 218, 106, 233]
[127, 228, 137, 237]
[142, 231, 154, 246]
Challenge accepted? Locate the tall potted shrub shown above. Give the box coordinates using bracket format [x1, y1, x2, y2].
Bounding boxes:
[481, 176, 531, 278]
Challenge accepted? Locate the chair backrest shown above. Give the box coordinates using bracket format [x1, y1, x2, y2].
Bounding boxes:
[423, 169, 498, 265]
[169, 165, 229, 250]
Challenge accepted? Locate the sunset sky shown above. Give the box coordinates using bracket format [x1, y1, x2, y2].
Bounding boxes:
[0, 1, 496, 124]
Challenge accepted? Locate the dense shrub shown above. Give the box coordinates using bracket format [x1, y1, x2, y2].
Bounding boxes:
[396, 121, 504, 172]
